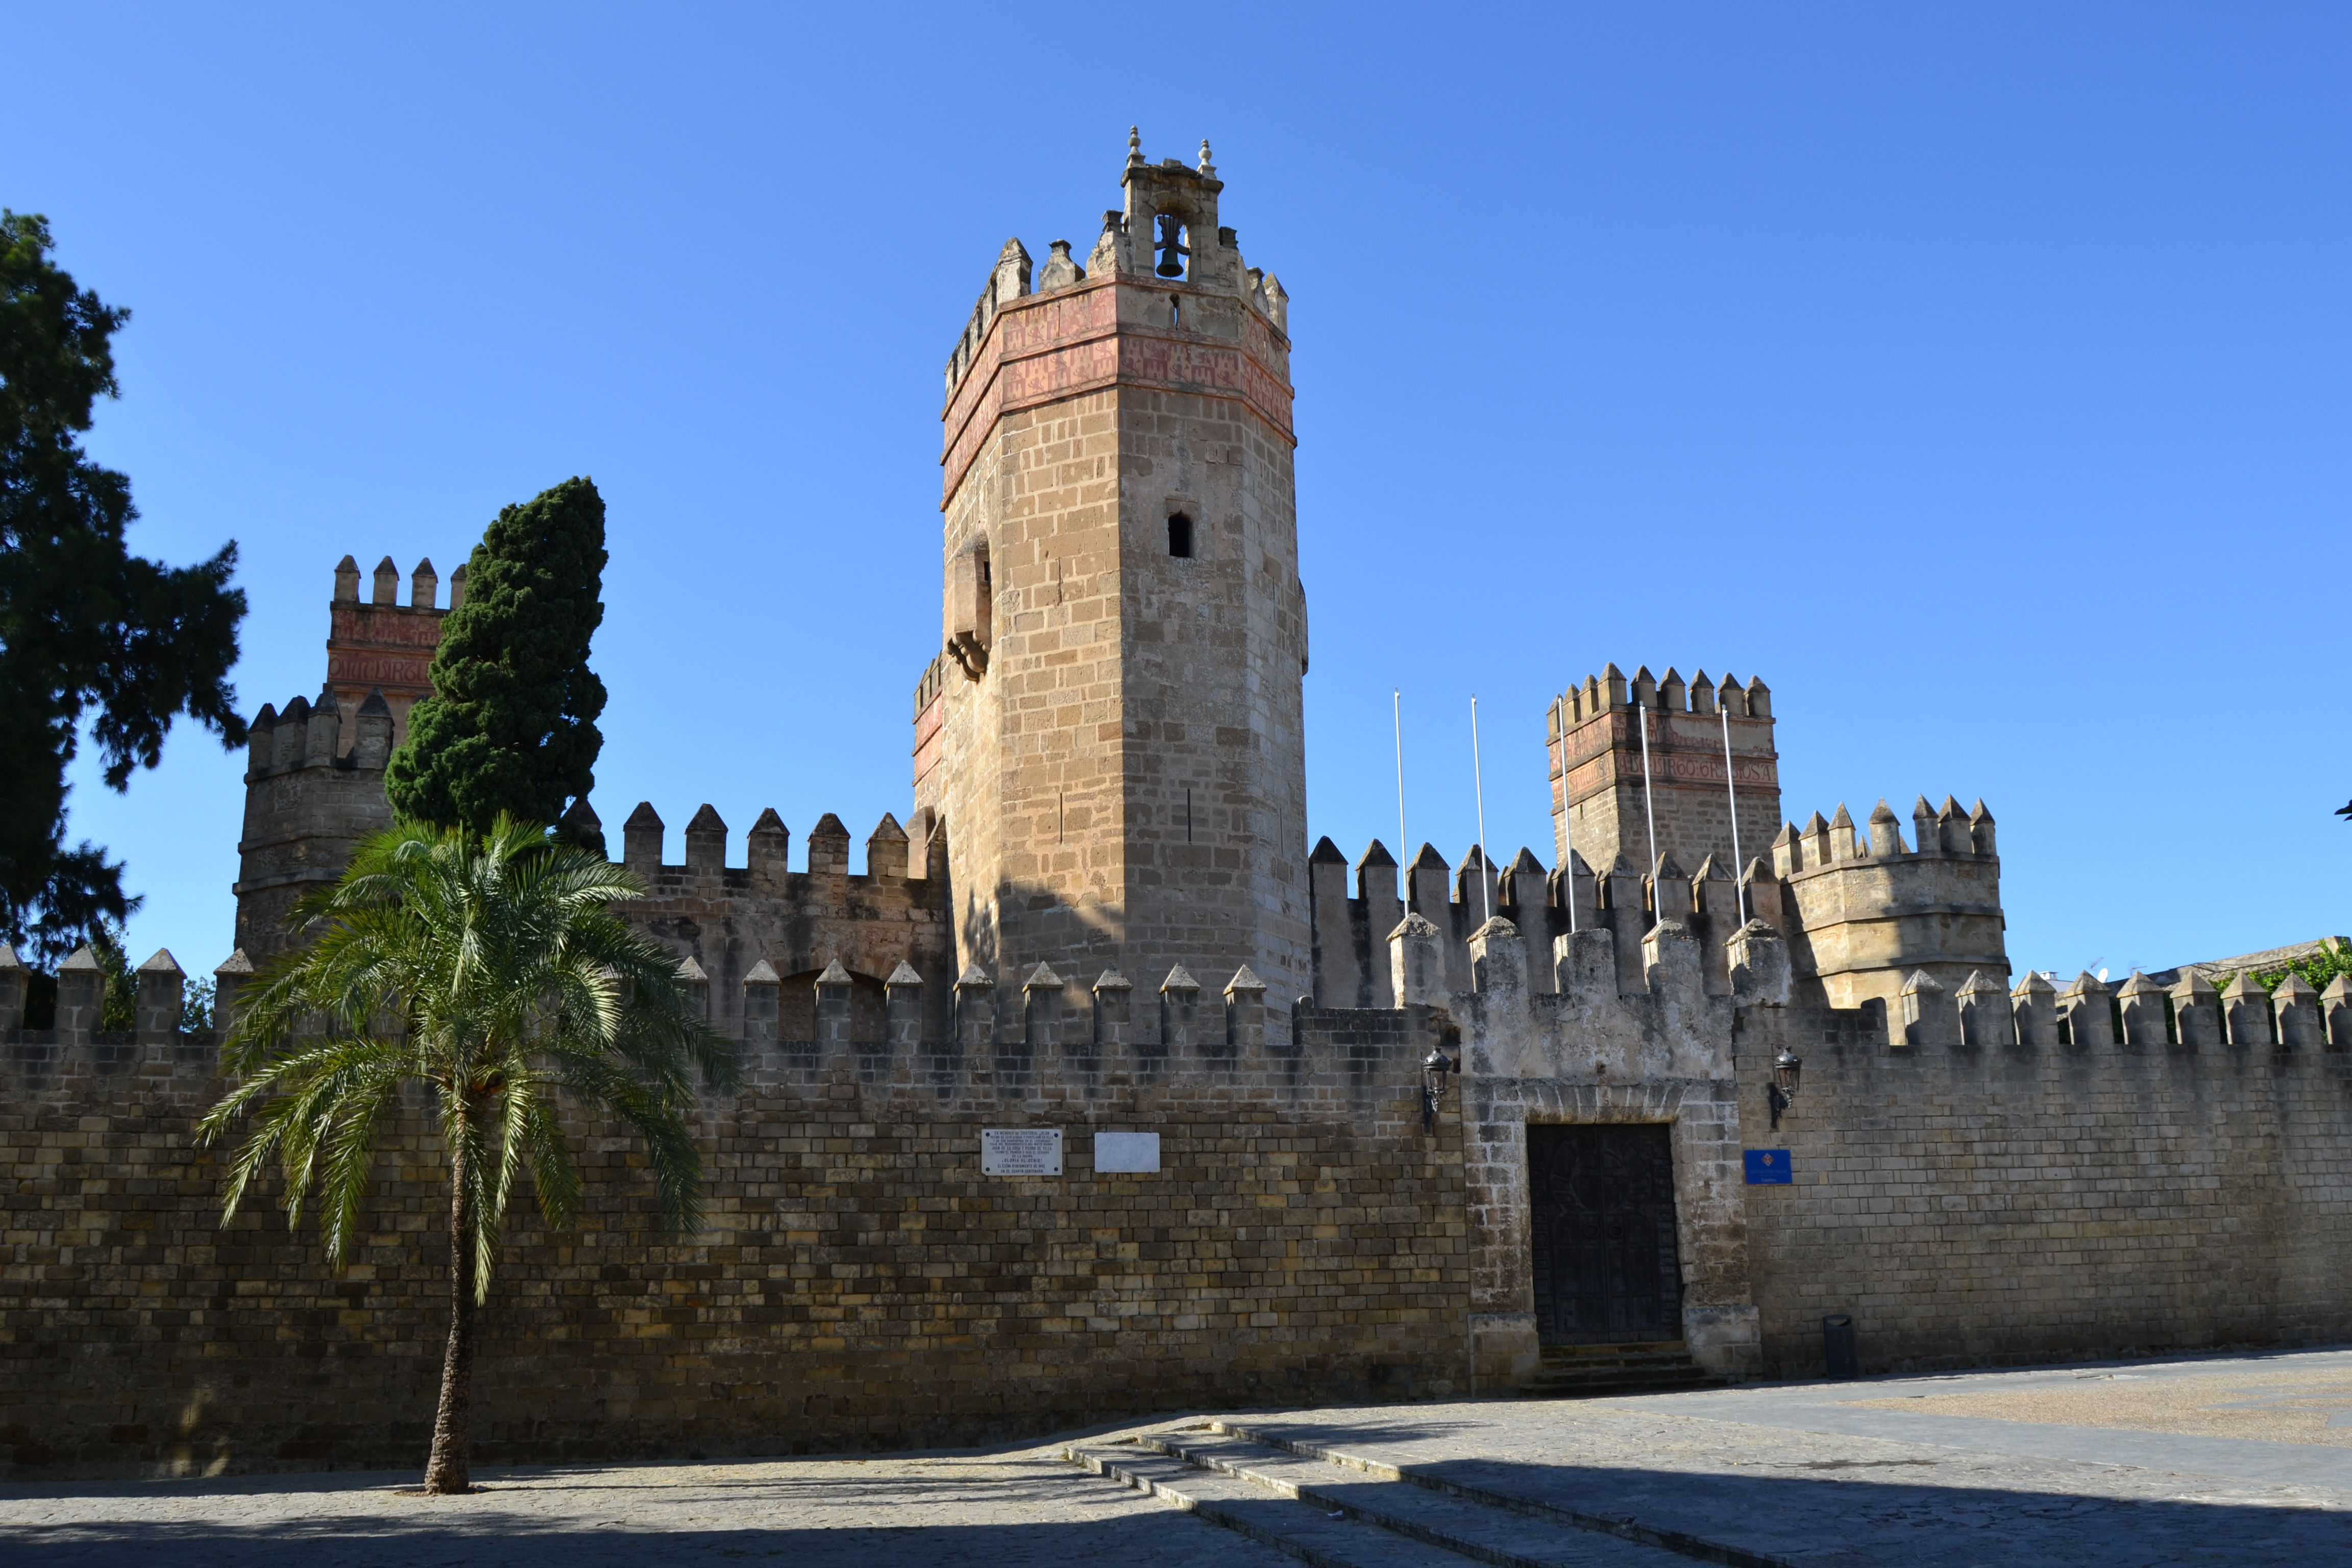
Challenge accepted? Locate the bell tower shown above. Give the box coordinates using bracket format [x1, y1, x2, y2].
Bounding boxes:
[914, 131, 1311, 1008]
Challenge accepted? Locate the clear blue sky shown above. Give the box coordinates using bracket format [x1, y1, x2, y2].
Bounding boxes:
[10, 3, 2346, 984]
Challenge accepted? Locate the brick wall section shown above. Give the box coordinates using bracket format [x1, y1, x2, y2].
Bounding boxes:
[1549, 682, 1781, 885]
[1736, 1003, 2352, 1377]
[325, 595, 444, 753]
[0, 1008, 1466, 1479]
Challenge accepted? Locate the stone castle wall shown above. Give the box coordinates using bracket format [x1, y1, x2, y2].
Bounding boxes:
[23, 137, 2352, 1486]
[616, 803, 960, 1044]
[12, 908, 2352, 1477]
[1449, 917, 1787, 1387]
[1738, 996, 2352, 1377]
[0, 987, 1466, 1479]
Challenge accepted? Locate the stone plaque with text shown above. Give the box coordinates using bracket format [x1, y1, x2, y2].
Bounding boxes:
[981, 1128, 1063, 1177]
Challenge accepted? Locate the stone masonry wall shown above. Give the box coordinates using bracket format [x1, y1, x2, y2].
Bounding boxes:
[1549, 665, 1781, 885]
[1736, 1002, 2352, 1378]
[233, 689, 397, 962]
[1447, 917, 1790, 1386]
[0, 999, 1466, 1480]
[921, 147, 1310, 1015]
[617, 804, 959, 1044]
[1311, 837, 1777, 1011]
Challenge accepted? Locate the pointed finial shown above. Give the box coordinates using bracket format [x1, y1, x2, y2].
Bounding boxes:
[1128, 126, 1143, 165]
[1198, 138, 1213, 173]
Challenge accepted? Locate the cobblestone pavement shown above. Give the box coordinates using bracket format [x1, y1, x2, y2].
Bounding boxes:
[1228, 1346, 2352, 1565]
[1845, 1358, 2352, 1444]
[6, 1348, 2350, 1565]
[0, 1449, 1296, 1567]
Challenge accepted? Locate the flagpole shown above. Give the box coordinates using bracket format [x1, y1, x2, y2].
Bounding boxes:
[1722, 703, 1748, 924]
[1555, 696, 1577, 933]
[1393, 688, 1408, 896]
[1471, 694, 1491, 925]
[1636, 693, 1660, 925]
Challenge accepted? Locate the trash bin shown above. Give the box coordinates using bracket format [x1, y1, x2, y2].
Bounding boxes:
[1823, 1314, 1858, 1380]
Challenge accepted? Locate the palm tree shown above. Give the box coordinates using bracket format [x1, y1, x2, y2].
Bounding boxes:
[198, 816, 737, 1494]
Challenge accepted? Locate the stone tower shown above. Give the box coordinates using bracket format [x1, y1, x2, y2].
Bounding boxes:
[325, 552, 458, 754]
[913, 131, 1311, 1006]
[1549, 664, 1782, 889]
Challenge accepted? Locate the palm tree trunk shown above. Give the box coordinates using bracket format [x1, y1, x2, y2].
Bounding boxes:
[422, 1102, 476, 1494]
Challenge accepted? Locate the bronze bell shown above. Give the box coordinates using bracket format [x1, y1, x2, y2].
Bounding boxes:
[1154, 213, 1189, 278]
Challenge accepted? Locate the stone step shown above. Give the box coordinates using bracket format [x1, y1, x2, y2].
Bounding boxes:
[1520, 1374, 1727, 1400]
[1521, 1341, 1726, 1398]
[1067, 1430, 1698, 1568]
[1522, 1364, 1722, 1388]
[1065, 1440, 1491, 1567]
[1528, 1356, 1711, 1375]
[1214, 1418, 1791, 1568]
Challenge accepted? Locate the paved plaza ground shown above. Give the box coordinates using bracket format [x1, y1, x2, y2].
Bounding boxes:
[7, 1346, 2351, 1565]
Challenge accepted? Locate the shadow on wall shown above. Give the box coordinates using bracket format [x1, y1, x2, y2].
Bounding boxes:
[767, 969, 888, 1041]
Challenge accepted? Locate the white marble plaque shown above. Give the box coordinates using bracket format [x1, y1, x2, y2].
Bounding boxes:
[981, 1127, 1063, 1177]
[1094, 1131, 1161, 1174]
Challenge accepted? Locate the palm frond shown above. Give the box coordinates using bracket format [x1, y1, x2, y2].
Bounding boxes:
[316, 1062, 403, 1266]
[515, 1083, 582, 1234]
[205, 813, 726, 1303]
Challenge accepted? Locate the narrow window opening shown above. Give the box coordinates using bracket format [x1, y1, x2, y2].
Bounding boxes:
[1167, 513, 1193, 558]
[1170, 295, 1181, 328]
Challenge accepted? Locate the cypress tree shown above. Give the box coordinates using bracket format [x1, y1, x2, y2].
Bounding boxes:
[386, 477, 607, 839]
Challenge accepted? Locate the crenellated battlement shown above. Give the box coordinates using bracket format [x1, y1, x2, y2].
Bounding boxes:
[1554, 662, 1773, 724]
[241, 685, 396, 780]
[942, 237, 1031, 400]
[326, 553, 455, 753]
[1766, 794, 2006, 1009]
[1771, 793, 1997, 873]
[1307, 833, 1789, 1014]
[1548, 663, 1782, 894]
[233, 687, 400, 960]
[0, 927, 1457, 1123]
[938, 130, 1289, 425]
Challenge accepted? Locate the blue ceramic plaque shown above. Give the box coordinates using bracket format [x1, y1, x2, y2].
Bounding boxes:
[1744, 1148, 1793, 1185]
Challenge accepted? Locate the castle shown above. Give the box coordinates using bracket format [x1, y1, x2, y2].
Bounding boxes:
[7, 135, 2352, 1477]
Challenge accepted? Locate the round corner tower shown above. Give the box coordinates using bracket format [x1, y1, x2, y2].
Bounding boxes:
[912, 132, 1311, 1006]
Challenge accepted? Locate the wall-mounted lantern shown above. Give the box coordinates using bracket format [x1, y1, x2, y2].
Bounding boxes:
[1768, 1048, 1803, 1132]
[1421, 1046, 1457, 1133]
